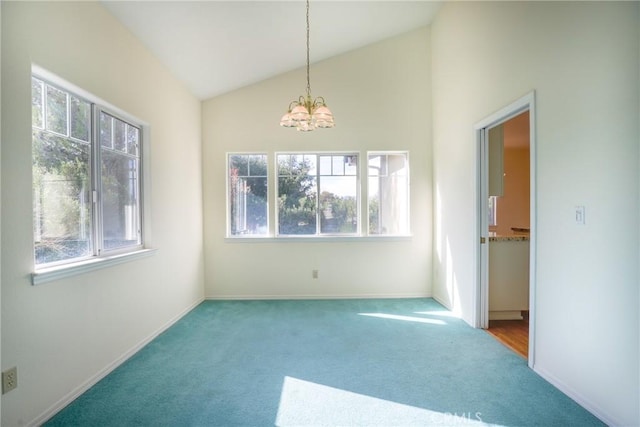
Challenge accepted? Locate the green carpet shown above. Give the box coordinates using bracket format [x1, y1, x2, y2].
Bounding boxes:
[45, 298, 604, 426]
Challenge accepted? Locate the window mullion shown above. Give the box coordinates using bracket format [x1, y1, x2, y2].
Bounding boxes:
[93, 105, 103, 256]
[65, 92, 70, 138]
[40, 79, 46, 131]
[316, 170, 321, 236]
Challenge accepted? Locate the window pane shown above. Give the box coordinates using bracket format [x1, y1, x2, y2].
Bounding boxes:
[101, 111, 141, 251]
[345, 155, 357, 175]
[70, 95, 91, 142]
[100, 112, 113, 149]
[277, 154, 317, 235]
[32, 78, 44, 129]
[319, 155, 332, 175]
[368, 153, 409, 235]
[319, 154, 358, 235]
[304, 155, 317, 176]
[248, 155, 267, 176]
[277, 153, 358, 236]
[114, 118, 127, 152]
[33, 131, 92, 265]
[46, 85, 68, 135]
[230, 154, 248, 176]
[101, 150, 141, 250]
[331, 155, 344, 175]
[368, 155, 381, 176]
[229, 154, 268, 236]
[320, 176, 357, 234]
[126, 125, 139, 156]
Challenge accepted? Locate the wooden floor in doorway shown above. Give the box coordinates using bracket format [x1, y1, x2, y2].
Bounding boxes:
[486, 312, 529, 359]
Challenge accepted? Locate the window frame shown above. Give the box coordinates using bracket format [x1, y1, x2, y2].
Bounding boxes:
[275, 151, 360, 238]
[32, 77, 96, 266]
[224, 150, 411, 241]
[31, 66, 152, 284]
[96, 106, 144, 256]
[366, 151, 411, 237]
[226, 152, 270, 238]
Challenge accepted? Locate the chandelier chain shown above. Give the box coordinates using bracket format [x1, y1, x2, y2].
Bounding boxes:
[279, 0, 334, 130]
[306, 0, 311, 98]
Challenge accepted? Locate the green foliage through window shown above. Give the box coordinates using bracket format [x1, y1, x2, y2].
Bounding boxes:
[277, 154, 358, 236]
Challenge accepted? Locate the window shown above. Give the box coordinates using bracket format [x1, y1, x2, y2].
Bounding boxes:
[225, 151, 409, 238]
[277, 153, 358, 236]
[368, 152, 409, 235]
[32, 76, 143, 268]
[98, 111, 142, 251]
[228, 154, 268, 236]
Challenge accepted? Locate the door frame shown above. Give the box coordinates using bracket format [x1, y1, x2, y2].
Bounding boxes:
[474, 91, 537, 368]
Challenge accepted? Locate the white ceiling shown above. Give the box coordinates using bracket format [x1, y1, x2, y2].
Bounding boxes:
[101, 1, 443, 100]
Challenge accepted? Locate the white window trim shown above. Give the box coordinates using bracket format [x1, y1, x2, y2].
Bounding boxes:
[32, 64, 154, 281]
[224, 235, 412, 244]
[31, 248, 157, 285]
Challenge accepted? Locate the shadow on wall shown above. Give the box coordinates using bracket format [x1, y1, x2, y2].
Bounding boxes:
[434, 184, 462, 316]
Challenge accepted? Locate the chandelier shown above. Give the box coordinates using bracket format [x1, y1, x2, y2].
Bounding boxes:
[280, 0, 335, 132]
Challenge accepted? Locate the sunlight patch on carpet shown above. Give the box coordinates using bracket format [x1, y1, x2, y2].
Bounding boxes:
[276, 376, 504, 426]
[414, 310, 461, 318]
[358, 312, 447, 325]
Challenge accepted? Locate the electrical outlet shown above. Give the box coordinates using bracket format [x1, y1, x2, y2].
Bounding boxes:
[2, 367, 18, 394]
[312, 269, 319, 279]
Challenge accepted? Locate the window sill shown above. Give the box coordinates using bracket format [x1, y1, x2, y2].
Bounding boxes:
[224, 235, 412, 243]
[32, 248, 157, 285]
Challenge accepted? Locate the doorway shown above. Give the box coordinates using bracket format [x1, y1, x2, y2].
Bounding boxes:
[474, 92, 536, 368]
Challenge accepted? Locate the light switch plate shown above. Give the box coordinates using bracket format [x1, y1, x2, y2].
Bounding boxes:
[575, 206, 585, 225]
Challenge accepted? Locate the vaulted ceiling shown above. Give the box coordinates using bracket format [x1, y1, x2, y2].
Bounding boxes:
[101, 1, 443, 100]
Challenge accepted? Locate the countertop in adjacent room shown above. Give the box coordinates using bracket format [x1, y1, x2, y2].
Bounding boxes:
[488, 232, 530, 242]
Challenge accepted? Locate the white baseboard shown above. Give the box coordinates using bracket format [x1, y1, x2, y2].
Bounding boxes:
[30, 298, 204, 427]
[534, 366, 620, 426]
[489, 310, 523, 320]
[204, 293, 430, 301]
[431, 295, 452, 311]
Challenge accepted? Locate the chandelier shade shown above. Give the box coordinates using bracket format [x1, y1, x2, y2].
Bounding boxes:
[280, 0, 334, 132]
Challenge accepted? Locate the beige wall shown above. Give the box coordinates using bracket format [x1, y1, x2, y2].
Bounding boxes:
[1, 2, 204, 425]
[432, 2, 639, 425]
[202, 28, 432, 299]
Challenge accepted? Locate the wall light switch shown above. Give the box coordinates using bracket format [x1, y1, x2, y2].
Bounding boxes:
[575, 206, 585, 225]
